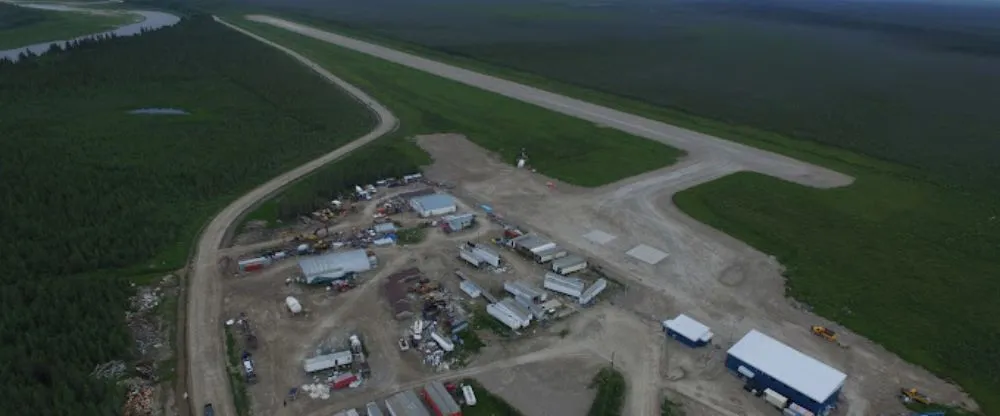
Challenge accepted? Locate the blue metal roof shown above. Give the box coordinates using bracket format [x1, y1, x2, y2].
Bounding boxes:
[410, 194, 455, 211]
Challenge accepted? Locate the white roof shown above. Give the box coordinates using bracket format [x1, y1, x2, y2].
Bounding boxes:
[303, 350, 354, 372]
[298, 249, 371, 279]
[727, 330, 846, 403]
[663, 314, 713, 342]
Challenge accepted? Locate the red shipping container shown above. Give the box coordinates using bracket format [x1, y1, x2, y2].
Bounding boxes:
[330, 373, 357, 389]
[242, 263, 264, 272]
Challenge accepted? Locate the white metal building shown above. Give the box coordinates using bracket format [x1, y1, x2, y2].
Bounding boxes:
[661, 314, 714, 347]
[726, 330, 846, 415]
[298, 249, 374, 284]
[409, 194, 457, 217]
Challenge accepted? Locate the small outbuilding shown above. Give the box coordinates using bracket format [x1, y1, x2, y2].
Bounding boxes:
[409, 194, 457, 218]
[726, 330, 846, 416]
[298, 249, 374, 284]
[551, 255, 587, 274]
[441, 213, 475, 232]
[661, 314, 713, 347]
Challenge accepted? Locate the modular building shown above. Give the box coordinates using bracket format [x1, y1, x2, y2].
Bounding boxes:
[662, 314, 714, 347]
[496, 298, 532, 326]
[409, 194, 457, 218]
[298, 249, 375, 284]
[385, 390, 430, 416]
[303, 350, 353, 373]
[551, 255, 587, 274]
[578, 278, 607, 305]
[510, 234, 556, 254]
[486, 303, 524, 330]
[421, 381, 462, 416]
[441, 213, 475, 232]
[458, 244, 501, 269]
[533, 246, 568, 263]
[726, 330, 846, 416]
[543, 273, 586, 298]
[459, 280, 482, 298]
[503, 281, 546, 302]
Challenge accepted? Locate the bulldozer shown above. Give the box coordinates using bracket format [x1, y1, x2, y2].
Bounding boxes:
[811, 326, 838, 342]
[900, 388, 932, 405]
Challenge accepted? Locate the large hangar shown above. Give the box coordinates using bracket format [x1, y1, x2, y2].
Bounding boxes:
[726, 330, 846, 416]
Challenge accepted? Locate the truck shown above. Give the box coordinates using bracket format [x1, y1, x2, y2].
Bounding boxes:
[241, 352, 257, 383]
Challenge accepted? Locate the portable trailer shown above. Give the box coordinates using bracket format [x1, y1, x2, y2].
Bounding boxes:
[551, 254, 587, 274]
[579, 278, 607, 306]
[543, 273, 586, 298]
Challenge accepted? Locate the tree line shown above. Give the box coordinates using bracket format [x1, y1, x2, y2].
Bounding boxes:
[0, 14, 375, 414]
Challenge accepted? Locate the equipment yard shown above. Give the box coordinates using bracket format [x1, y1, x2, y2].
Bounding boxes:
[206, 132, 975, 416]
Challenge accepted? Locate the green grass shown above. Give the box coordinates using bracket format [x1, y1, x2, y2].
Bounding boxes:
[471, 305, 515, 338]
[229, 18, 683, 188]
[396, 227, 427, 245]
[238, 15, 999, 413]
[0, 3, 136, 50]
[460, 379, 524, 416]
[661, 397, 684, 416]
[457, 328, 485, 354]
[587, 367, 626, 416]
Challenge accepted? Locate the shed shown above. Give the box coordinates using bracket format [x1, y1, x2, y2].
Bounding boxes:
[385, 390, 430, 416]
[422, 381, 461, 416]
[441, 213, 475, 232]
[543, 273, 586, 298]
[661, 314, 713, 347]
[551, 255, 587, 274]
[409, 194, 457, 217]
[298, 249, 373, 284]
[726, 330, 846, 416]
[303, 350, 353, 373]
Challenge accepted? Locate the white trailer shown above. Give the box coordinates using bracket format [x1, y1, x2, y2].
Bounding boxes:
[431, 332, 455, 352]
[459, 248, 484, 268]
[459, 280, 482, 298]
[579, 278, 607, 305]
[503, 281, 547, 302]
[543, 273, 585, 298]
[462, 385, 477, 406]
[486, 303, 523, 330]
[551, 255, 587, 274]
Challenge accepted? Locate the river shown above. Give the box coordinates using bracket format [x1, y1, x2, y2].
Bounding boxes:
[0, 4, 180, 62]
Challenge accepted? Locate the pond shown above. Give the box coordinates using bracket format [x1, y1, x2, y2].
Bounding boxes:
[128, 108, 190, 115]
[0, 6, 181, 62]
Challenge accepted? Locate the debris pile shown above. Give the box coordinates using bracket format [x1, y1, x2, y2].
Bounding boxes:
[301, 383, 330, 400]
[122, 383, 154, 416]
[91, 360, 126, 380]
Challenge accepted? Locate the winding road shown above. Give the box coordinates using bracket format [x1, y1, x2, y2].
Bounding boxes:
[184, 17, 397, 416]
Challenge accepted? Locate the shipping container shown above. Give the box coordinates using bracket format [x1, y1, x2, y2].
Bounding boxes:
[331, 373, 358, 389]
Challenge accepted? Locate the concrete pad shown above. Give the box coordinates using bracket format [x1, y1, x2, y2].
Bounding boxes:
[583, 230, 617, 245]
[626, 244, 669, 265]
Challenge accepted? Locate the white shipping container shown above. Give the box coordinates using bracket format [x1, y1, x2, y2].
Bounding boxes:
[764, 389, 789, 409]
[431, 332, 454, 352]
[462, 385, 477, 406]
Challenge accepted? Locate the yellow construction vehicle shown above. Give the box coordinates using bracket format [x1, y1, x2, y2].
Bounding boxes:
[313, 240, 330, 251]
[900, 388, 931, 405]
[811, 326, 838, 342]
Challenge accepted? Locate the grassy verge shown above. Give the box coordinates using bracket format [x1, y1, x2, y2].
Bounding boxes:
[587, 367, 626, 416]
[457, 328, 485, 354]
[396, 227, 427, 245]
[224, 328, 251, 416]
[228, 17, 683, 188]
[460, 379, 524, 416]
[0, 3, 136, 50]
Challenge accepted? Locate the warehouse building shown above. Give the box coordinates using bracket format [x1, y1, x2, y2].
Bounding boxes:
[298, 249, 375, 284]
[441, 213, 475, 232]
[303, 350, 353, 373]
[726, 330, 846, 416]
[409, 194, 457, 217]
[421, 381, 462, 416]
[551, 255, 587, 274]
[385, 390, 430, 416]
[661, 314, 713, 348]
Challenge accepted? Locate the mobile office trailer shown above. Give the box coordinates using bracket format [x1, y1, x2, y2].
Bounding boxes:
[459, 280, 482, 298]
[726, 330, 846, 416]
[486, 303, 523, 330]
[503, 281, 547, 302]
[543, 273, 586, 298]
[578, 278, 607, 306]
[661, 314, 714, 348]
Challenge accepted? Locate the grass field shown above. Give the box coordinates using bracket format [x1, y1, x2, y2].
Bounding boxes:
[587, 367, 626, 416]
[460, 379, 524, 416]
[0, 3, 137, 50]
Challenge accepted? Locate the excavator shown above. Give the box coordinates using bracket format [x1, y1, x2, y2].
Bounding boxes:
[900, 388, 932, 405]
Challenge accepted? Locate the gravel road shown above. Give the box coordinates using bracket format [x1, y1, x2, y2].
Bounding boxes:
[182, 18, 397, 416]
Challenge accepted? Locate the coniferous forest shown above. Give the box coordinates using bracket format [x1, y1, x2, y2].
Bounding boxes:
[0, 15, 374, 414]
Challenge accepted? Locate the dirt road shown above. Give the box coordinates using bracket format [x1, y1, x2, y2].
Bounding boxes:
[245, 15, 853, 190]
[183, 18, 397, 416]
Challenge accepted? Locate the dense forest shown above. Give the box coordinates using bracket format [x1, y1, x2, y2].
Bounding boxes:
[0, 15, 373, 414]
